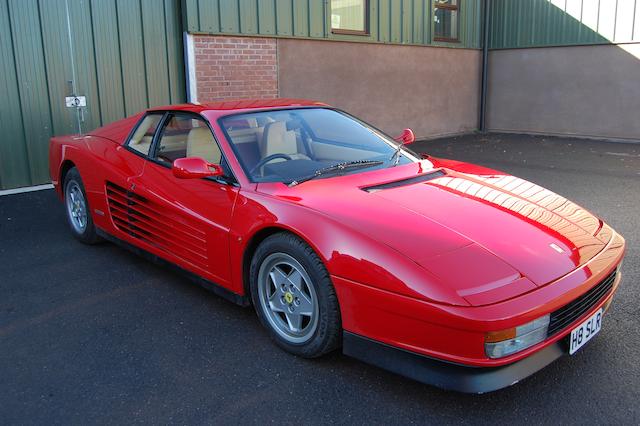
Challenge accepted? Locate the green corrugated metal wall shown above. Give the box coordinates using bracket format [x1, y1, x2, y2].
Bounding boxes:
[8, 1, 637, 190]
[182, 0, 483, 48]
[490, 0, 640, 49]
[0, 0, 185, 190]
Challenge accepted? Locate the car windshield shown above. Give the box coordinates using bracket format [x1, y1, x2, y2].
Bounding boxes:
[218, 108, 419, 184]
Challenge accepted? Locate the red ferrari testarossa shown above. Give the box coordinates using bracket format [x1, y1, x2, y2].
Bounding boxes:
[50, 99, 625, 393]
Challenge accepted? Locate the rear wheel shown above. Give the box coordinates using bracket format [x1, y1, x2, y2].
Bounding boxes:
[250, 233, 341, 358]
[63, 167, 101, 244]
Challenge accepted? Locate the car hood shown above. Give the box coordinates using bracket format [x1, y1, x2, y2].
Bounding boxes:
[258, 160, 609, 306]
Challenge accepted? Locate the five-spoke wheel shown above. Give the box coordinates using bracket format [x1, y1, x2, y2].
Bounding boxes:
[257, 253, 319, 343]
[250, 233, 341, 357]
[63, 167, 100, 244]
[65, 179, 88, 234]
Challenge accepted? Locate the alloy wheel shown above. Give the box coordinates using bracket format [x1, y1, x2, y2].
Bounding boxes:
[257, 252, 319, 344]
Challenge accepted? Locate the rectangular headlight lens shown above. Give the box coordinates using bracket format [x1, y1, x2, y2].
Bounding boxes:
[485, 314, 550, 359]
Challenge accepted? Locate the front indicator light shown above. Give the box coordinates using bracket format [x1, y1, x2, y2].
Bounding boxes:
[485, 314, 550, 359]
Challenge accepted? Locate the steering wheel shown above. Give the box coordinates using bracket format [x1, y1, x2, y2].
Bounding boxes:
[250, 153, 293, 176]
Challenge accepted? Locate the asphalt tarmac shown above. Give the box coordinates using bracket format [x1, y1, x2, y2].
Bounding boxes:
[1, 133, 638, 424]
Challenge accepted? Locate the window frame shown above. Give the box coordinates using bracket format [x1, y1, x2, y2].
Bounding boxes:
[125, 110, 238, 186]
[149, 112, 196, 167]
[433, 0, 461, 43]
[124, 112, 165, 158]
[330, 0, 370, 36]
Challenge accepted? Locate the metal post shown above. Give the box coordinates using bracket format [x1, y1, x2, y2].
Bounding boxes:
[183, 31, 198, 103]
[479, 0, 491, 133]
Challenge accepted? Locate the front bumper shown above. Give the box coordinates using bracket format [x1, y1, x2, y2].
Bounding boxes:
[342, 272, 620, 393]
[343, 331, 565, 394]
[333, 232, 625, 367]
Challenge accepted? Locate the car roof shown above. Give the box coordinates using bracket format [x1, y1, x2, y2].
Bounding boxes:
[147, 98, 329, 115]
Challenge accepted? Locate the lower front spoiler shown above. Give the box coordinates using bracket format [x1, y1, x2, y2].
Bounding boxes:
[343, 332, 565, 394]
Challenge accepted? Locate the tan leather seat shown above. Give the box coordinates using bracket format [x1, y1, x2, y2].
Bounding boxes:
[187, 127, 221, 164]
[260, 121, 309, 161]
[129, 136, 152, 154]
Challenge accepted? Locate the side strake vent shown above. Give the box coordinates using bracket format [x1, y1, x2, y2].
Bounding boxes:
[105, 182, 209, 270]
[362, 170, 446, 192]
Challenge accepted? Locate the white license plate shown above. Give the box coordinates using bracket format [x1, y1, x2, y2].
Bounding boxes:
[569, 308, 603, 355]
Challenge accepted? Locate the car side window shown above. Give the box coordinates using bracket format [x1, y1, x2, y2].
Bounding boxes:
[127, 113, 163, 156]
[152, 115, 222, 166]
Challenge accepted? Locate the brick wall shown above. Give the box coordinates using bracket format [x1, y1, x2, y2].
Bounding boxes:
[193, 35, 278, 101]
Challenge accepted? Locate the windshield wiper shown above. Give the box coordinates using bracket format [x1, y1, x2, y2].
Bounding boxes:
[288, 160, 383, 187]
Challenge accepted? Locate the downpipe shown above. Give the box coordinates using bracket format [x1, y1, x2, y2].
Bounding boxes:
[479, 0, 491, 133]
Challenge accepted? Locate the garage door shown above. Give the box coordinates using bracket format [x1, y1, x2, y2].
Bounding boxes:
[0, 0, 185, 190]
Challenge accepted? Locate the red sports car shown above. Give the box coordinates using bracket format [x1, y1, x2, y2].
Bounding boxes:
[49, 99, 625, 393]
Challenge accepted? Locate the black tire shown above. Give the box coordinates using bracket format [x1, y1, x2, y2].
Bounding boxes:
[63, 167, 101, 245]
[249, 232, 341, 358]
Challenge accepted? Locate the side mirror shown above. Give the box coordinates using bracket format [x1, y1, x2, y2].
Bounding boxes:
[172, 157, 224, 179]
[394, 128, 415, 145]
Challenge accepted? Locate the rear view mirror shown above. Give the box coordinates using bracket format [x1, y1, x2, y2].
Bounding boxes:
[394, 128, 416, 145]
[172, 157, 224, 179]
[286, 119, 303, 131]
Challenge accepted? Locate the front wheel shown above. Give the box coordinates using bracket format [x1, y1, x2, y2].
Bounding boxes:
[63, 167, 101, 244]
[250, 233, 341, 358]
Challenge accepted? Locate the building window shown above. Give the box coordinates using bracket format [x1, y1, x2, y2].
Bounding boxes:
[433, 0, 459, 42]
[331, 0, 368, 35]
